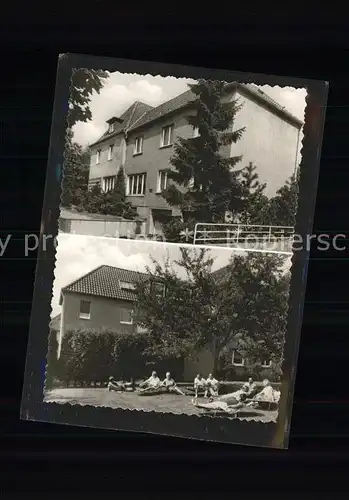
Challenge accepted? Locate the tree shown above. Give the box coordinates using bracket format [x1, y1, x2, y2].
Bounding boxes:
[162, 80, 246, 229]
[135, 248, 290, 375]
[265, 172, 299, 227]
[238, 162, 270, 225]
[67, 69, 109, 129]
[98, 167, 137, 218]
[45, 328, 59, 389]
[61, 130, 90, 208]
[227, 253, 290, 365]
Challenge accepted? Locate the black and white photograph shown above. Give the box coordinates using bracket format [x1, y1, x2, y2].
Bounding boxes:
[45, 235, 291, 423]
[20, 54, 328, 448]
[60, 67, 305, 251]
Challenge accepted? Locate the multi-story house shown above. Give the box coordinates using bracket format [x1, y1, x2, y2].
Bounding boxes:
[55, 263, 280, 380]
[88, 82, 303, 236]
[56, 265, 148, 357]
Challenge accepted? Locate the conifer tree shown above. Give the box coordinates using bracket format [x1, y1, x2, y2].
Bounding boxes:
[162, 80, 246, 228]
[61, 130, 90, 208]
[239, 162, 269, 224]
[266, 172, 299, 227]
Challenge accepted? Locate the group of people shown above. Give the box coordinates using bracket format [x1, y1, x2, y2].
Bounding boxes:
[193, 373, 220, 398]
[107, 371, 281, 415]
[138, 371, 186, 395]
[192, 378, 281, 415]
[108, 371, 185, 396]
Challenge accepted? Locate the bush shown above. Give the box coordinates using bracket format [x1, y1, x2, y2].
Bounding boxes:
[56, 329, 178, 386]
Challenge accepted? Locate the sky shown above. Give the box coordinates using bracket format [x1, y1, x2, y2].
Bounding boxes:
[50, 234, 292, 318]
[72, 71, 307, 147]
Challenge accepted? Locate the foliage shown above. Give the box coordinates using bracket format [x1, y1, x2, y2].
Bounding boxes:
[45, 328, 59, 389]
[56, 329, 174, 385]
[82, 167, 137, 218]
[238, 162, 270, 224]
[162, 80, 246, 227]
[228, 253, 291, 364]
[67, 68, 109, 129]
[135, 248, 290, 374]
[264, 172, 299, 227]
[61, 130, 90, 208]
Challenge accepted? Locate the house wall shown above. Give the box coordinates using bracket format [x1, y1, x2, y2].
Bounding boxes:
[183, 345, 280, 382]
[230, 89, 301, 197]
[89, 134, 125, 184]
[58, 291, 135, 356]
[125, 112, 195, 233]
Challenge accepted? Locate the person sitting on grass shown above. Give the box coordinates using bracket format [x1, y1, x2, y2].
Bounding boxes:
[194, 374, 207, 398]
[107, 377, 126, 392]
[161, 372, 186, 396]
[138, 371, 161, 392]
[252, 379, 280, 406]
[204, 373, 219, 398]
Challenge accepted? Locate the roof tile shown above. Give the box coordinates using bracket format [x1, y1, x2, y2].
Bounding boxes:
[62, 265, 148, 302]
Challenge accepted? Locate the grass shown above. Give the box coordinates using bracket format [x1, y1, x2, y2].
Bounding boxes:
[44, 388, 278, 422]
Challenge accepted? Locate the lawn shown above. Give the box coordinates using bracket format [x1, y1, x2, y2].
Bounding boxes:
[44, 388, 278, 422]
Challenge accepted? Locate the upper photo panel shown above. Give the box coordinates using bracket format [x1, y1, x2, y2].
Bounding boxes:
[61, 69, 306, 253]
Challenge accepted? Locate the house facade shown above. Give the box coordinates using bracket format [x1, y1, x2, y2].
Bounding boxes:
[88, 83, 303, 236]
[56, 263, 281, 381]
[57, 265, 148, 357]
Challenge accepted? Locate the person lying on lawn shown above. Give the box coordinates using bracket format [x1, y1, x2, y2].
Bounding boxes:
[138, 371, 161, 392]
[194, 374, 207, 398]
[107, 377, 134, 392]
[204, 373, 219, 398]
[208, 384, 250, 404]
[160, 372, 186, 395]
[192, 391, 251, 414]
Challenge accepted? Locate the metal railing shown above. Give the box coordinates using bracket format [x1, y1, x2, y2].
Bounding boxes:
[193, 223, 295, 249]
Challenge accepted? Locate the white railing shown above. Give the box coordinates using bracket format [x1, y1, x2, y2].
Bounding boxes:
[193, 223, 295, 248]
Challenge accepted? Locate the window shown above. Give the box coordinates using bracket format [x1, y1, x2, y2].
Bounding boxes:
[232, 350, 245, 367]
[152, 281, 166, 298]
[96, 150, 101, 164]
[120, 308, 133, 324]
[261, 359, 272, 368]
[134, 136, 143, 155]
[108, 145, 114, 160]
[108, 123, 115, 134]
[102, 176, 116, 192]
[160, 124, 173, 147]
[119, 281, 136, 291]
[193, 126, 200, 138]
[127, 173, 146, 196]
[79, 300, 91, 320]
[157, 170, 168, 192]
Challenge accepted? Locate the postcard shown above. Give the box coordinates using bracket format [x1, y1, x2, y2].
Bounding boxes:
[21, 54, 328, 448]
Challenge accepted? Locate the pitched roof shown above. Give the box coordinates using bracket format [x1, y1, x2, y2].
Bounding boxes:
[127, 89, 195, 132]
[60, 265, 148, 304]
[124, 83, 303, 133]
[91, 82, 302, 147]
[89, 101, 153, 147]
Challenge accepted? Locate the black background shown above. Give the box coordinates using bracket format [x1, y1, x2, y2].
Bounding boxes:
[1, 7, 349, 494]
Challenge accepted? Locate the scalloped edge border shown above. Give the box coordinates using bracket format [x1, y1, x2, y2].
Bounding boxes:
[20, 53, 329, 449]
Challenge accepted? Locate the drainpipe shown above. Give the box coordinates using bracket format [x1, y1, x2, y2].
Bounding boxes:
[294, 128, 301, 176]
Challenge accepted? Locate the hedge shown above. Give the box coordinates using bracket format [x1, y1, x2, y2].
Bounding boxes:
[47, 328, 183, 387]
